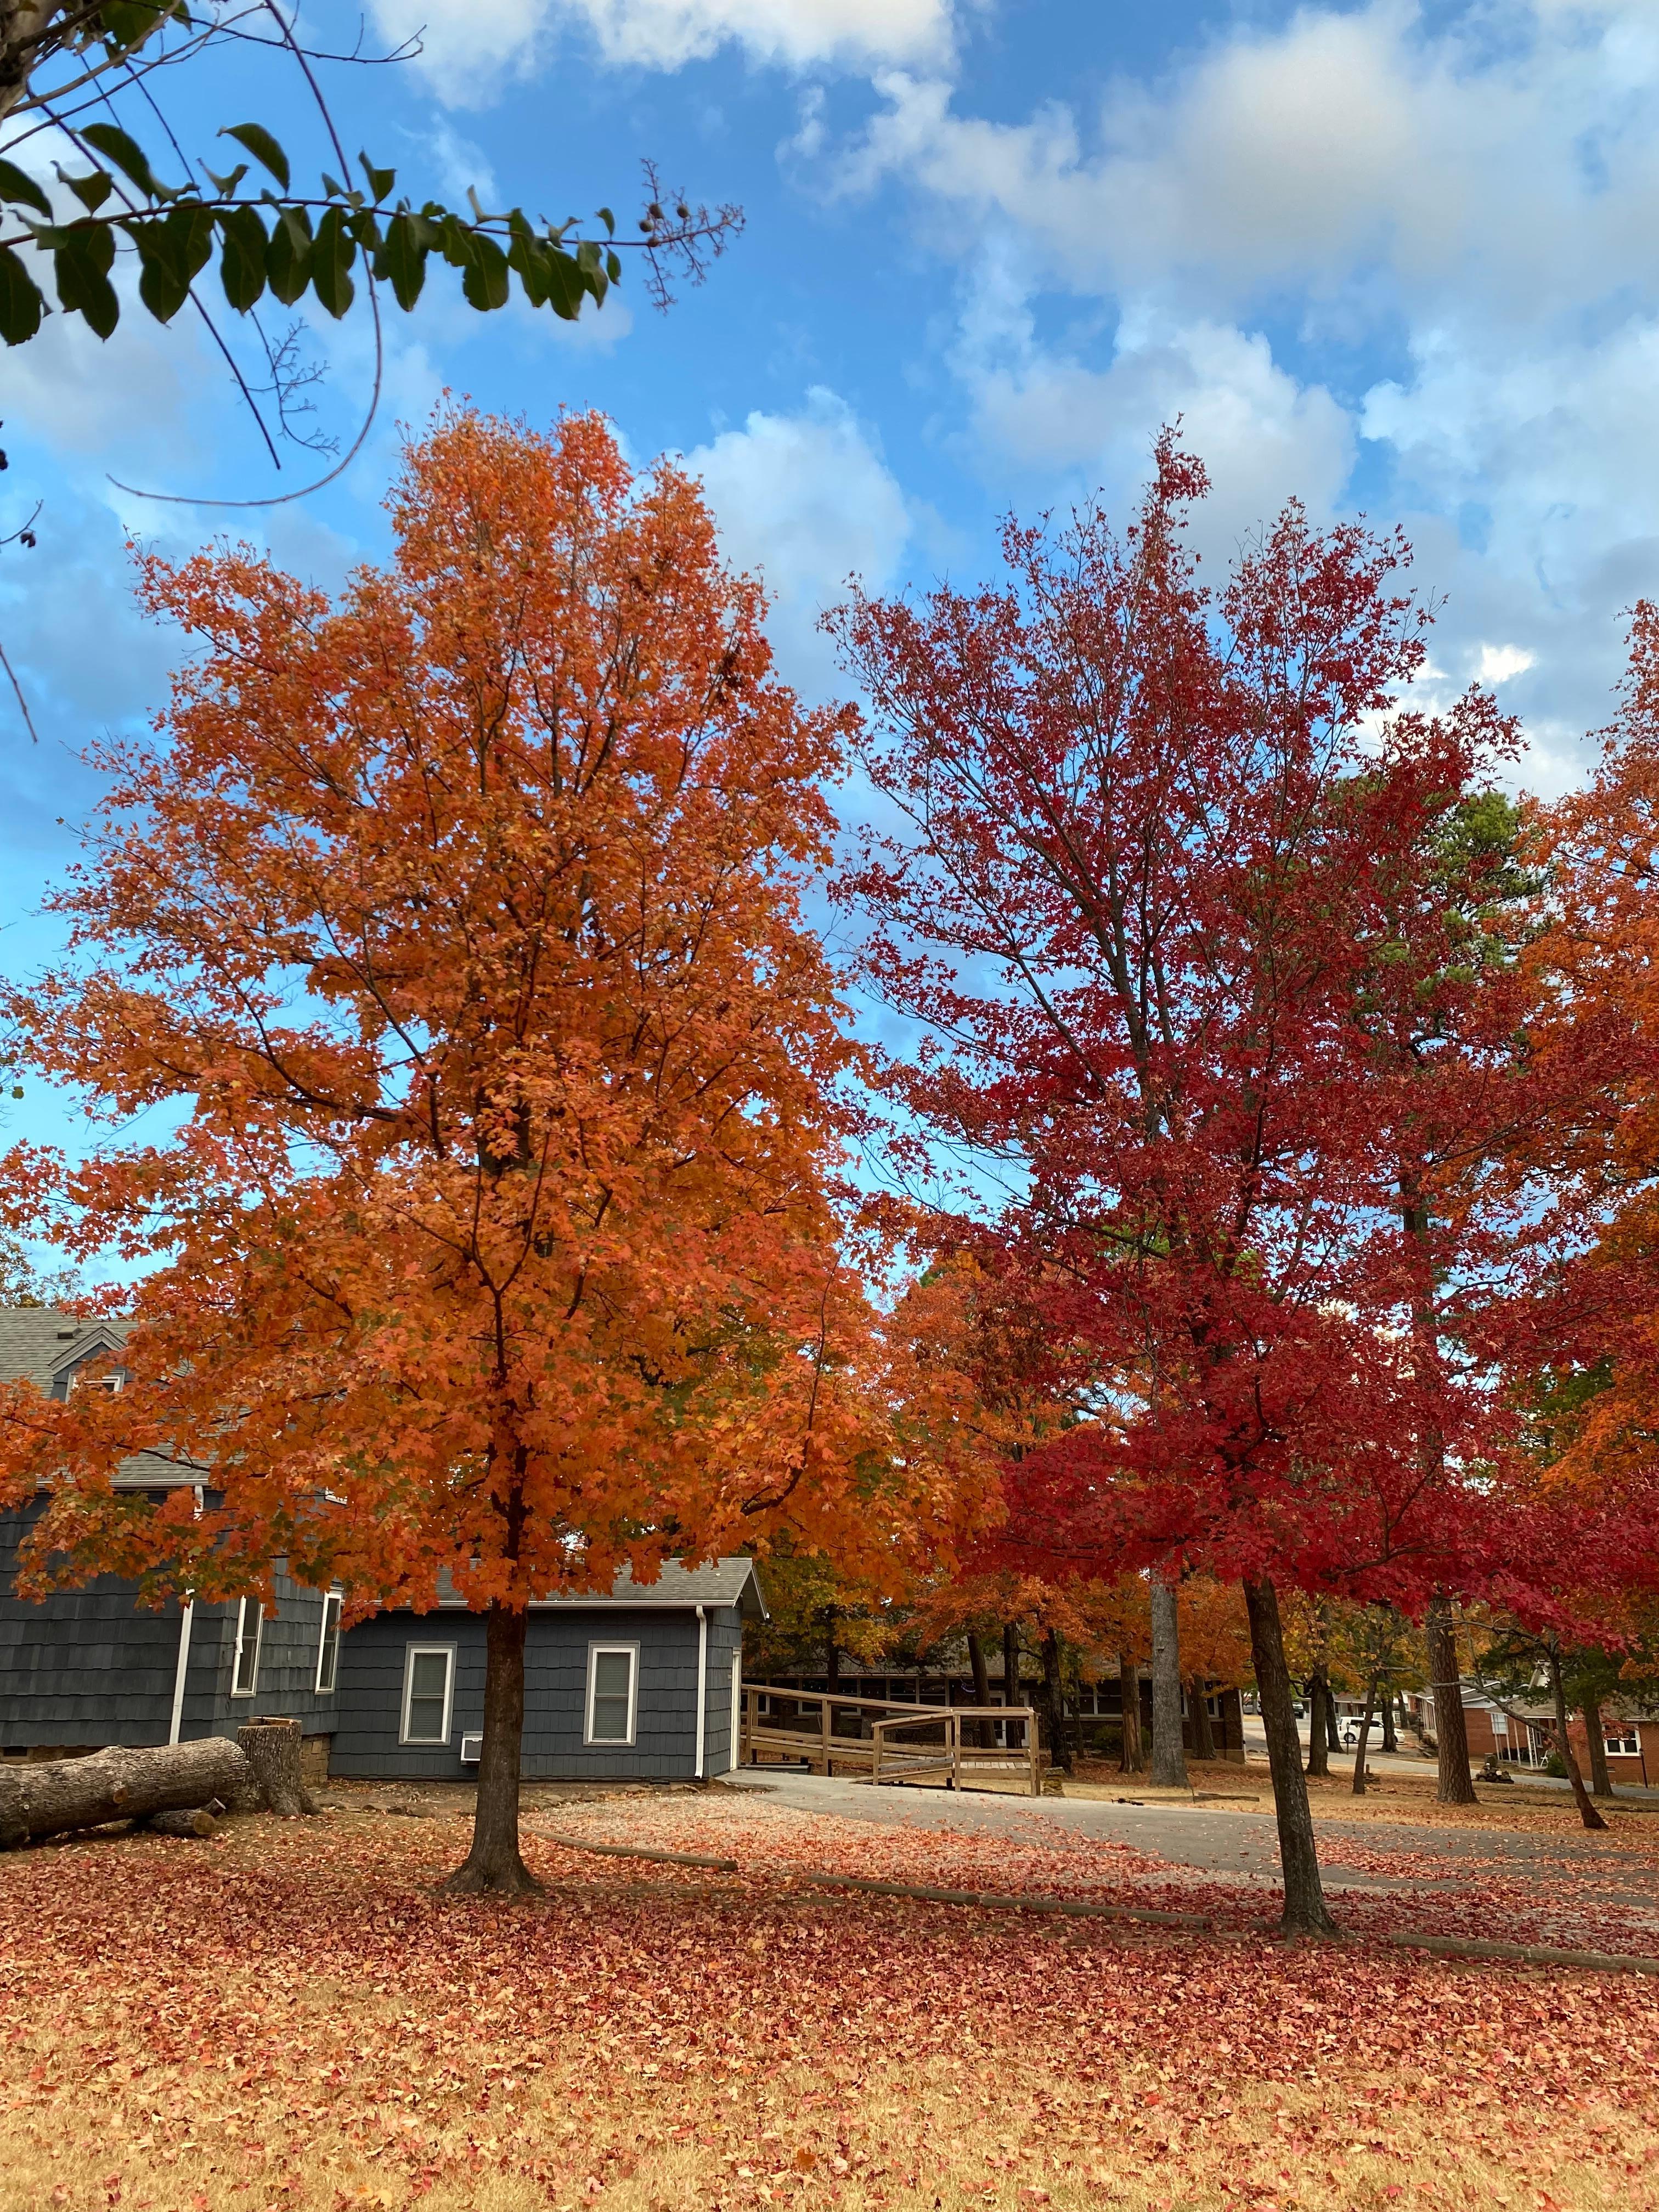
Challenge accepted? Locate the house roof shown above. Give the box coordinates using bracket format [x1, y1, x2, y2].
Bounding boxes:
[0, 1305, 196, 1489]
[434, 1555, 768, 1620]
[0, 1306, 127, 1396]
[568, 1558, 768, 1621]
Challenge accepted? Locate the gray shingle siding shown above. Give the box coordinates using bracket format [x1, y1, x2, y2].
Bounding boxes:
[1, 1502, 182, 1747]
[1, 1502, 337, 1750]
[212, 1566, 341, 1735]
[703, 1612, 744, 1779]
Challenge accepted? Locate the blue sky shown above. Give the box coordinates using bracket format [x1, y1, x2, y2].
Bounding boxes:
[3, 0, 1658, 1155]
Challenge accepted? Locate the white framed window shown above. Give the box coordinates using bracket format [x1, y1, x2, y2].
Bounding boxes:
[730, 1651, 743, 1770]
[1605, 1725, 1640, 1758]
[585, 1642, 639, 1746]
[69, 1367, 123, 1394]
[400, 1645, 455, 1745]
[231, 1598, 263, 1697]
[314, 1590, 343, 1695]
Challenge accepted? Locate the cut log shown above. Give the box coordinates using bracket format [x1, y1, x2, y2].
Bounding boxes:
[145, 1807, 219, 1839]
[0, 1736, 257, 1849]
[236, 1718, 318, 1818]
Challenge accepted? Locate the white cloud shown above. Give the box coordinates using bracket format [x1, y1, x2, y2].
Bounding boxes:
[373, 0, 954, 105]
[824, 2, 1659, 788]
[411, 120, 500, 208]
[1474, 645, 1536, 687]
[951, 255, 1355, 557]
[684, 387, 910, 691]
[843, 5, 1659, 326]
[1357, 311, 1659, 787]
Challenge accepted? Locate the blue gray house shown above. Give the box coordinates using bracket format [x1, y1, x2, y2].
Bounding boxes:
[331, 1560, 761, 1784]
[0, 1307, 764, 1784]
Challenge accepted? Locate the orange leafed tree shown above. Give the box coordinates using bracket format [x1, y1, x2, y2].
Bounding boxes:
[0, 407, 929, 1892]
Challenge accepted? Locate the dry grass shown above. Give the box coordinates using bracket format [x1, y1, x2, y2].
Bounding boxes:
[3, 1797, 1657, 2212]
[3, 2051, 1654, 2212]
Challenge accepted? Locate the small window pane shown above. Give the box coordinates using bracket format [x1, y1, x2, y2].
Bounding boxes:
[317, 1596, 341, 1695]
[233, 1603, 262, 1695]
[590, 1696, 630, 1741]
[590, 1649, 633, 1742]
[406, 1650, 449, 1741]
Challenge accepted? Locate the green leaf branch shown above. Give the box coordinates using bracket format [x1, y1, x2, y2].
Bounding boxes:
[0, 129, 736, 345]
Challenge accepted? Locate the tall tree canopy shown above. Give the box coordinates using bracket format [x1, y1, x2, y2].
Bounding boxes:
[828, 437, 1554, 1930]
[0, 407, 940, 1891]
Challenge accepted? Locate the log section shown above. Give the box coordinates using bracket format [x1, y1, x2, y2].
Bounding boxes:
[0, 1737, 257, 1848]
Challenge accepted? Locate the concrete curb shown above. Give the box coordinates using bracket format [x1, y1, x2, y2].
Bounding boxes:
[539, 1831, 1659, 1974]
[545, 1836, 741, 1872]
[1383, 1931, 1659, 1976]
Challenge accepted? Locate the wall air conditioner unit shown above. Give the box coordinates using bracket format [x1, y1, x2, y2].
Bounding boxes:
[459, 1734, 483, 1765]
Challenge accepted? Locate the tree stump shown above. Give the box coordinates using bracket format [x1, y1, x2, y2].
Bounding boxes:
[0, 1737, 255, 1849]
[236, 1718, 318, 1817]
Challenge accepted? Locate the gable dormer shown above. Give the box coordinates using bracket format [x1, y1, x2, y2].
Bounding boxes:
[49, 1323, 129, 1402]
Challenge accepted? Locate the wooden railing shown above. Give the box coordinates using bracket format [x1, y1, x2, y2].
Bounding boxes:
[738, 1685, 1041, 1796]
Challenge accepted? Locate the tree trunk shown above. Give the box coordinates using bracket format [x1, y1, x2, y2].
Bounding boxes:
[1305, 1671, 1330, 1778]
[1003, 1621, 1021, 1720]
[967, 1629, 992, 1750]
[1350, 1676, 1379, 1797]
[1427, 1592, 1478, 1804]
[0, 5, 60, 131]
[1041, 1629, 1071, 1773]
[1189, 1678, 1217, 1762]
[1326, 1690, 1341, 1753]
[1583, 1694, 1612, 1797]
[445, 1602, 541, 1895]
[1149, 1577, 1189, 1788]
[1402, 1183, 1477, 1804]
[1547, 1645, 1607, 1832]
[0, 1736, 256, 1849]
[1380, 1692, 1398, 1754]
[235, 1718, 318, 1817]
[1118, 1656, 1144, 1773]
[1243, 1576, 1338, 1938]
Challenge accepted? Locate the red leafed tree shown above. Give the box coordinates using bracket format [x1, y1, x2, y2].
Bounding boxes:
[827, 437, 1543, 1933]
[0, 407, 950, 1893]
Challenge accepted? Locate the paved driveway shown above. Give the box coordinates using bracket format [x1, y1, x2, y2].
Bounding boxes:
[719, 1765, 1659, 1914]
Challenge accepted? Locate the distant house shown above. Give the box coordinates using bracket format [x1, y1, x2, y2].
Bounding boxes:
[1408, 1680, 1545, 1767]
[1567, 1708, 1658, 1788]
[0, 1306, 764, 1784]
[1408, 1677, 1657, 1785]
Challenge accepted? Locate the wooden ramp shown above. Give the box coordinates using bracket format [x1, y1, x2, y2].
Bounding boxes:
[738, 1685, 1041, 1796]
